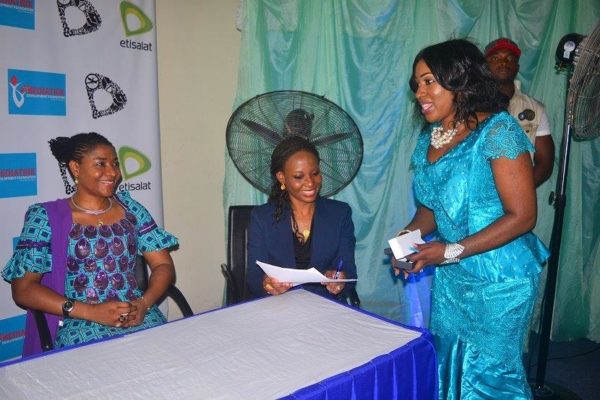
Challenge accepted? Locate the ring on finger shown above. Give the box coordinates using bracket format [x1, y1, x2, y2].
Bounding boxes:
[119, 314, 127, 322]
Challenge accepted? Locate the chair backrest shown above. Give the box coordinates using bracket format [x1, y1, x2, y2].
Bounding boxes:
[223, 205, 255, 305]
[135, 256, 194, 317]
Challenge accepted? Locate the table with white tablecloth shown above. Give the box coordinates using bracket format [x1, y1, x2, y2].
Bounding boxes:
[0, 289, 437, 399]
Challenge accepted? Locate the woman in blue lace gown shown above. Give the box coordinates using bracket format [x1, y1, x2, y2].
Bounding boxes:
[395, 40, 550, 399]
[2, 132, 178, 355]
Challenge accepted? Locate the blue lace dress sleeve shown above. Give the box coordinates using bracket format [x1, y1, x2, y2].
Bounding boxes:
[2, 204, 53, 281]
[479, 112, 534, 160]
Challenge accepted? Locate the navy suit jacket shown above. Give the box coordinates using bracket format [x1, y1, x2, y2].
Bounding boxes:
[247, 197, 357, 298]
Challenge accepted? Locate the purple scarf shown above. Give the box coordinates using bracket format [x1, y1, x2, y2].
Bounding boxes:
[22, 198, 71, 356]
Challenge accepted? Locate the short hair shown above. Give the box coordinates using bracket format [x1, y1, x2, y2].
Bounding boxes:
[409, 39, 508, 126]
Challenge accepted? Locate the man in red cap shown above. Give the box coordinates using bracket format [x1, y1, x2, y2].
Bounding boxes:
[485, 38, 555, 187]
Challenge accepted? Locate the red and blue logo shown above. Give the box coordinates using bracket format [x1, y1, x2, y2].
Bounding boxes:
[0, 0, 35, 30]
[0, 153, 37, 198]
[8, 69, 66, 116]
[0, 314, 26, 362]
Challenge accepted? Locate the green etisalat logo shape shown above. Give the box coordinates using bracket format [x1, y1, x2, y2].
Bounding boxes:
[119, 146, 151, 180]
[120, 1, 153, 37]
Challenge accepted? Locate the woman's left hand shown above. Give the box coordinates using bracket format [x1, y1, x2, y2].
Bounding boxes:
[323, 270, 346, 295]
[124, 297, 149, 327]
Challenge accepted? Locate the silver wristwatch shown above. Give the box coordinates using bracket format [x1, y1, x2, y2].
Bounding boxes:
[62, 298, 75, 318]
[441, 243, 465, 265]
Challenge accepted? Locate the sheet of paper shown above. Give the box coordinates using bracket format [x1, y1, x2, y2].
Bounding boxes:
[387, 229, 425, 260]
[257, 261, 357, 285]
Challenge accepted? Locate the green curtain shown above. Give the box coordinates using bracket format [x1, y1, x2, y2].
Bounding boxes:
[223, 0, 600, 342]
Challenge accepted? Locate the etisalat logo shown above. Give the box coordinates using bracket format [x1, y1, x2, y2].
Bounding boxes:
[8, 69, 66, 116]
[57, 0, 102, 37]
[120, 1, 152, 36]
[56, 0, 154, 53]
[120, 1, 154, 51]
[118, 146, 152, 192]
[85, 73, 127, 119]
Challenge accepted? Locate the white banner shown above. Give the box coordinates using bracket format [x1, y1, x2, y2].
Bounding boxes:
[0, 0, 162, 361]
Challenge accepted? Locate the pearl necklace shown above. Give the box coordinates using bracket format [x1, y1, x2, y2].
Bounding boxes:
[71, 197, 113, 226]
[430, 125, 458, 149]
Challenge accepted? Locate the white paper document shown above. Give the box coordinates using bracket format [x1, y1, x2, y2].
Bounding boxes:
[387, 229, 425, 260]
[257, 261, 358, 285]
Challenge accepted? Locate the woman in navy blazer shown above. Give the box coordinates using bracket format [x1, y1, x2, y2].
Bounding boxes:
[246, 135, 357, 299]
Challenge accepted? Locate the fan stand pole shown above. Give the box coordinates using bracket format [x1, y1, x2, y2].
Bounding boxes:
[529, 79, 581, 400]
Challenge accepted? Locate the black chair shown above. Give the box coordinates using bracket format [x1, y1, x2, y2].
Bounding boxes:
[134, 256, 194, 318]
[221, 205, 360, 307]
[221, 205, 255, 305]
[33, 255, 193, 352]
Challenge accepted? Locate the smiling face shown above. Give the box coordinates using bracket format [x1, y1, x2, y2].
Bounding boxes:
[486, 49, 519, 84]
[69, 144, 121, 199]
[413, 59, 456, 127]
[276, 150, 322, 206]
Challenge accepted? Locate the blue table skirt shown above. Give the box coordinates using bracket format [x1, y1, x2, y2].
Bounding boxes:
[284, 330, 437, 400]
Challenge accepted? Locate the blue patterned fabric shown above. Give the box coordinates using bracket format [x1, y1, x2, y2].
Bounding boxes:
[2, 191, 178, 349]
[411, 112, 550, 399]
[2, 205, 54, 278]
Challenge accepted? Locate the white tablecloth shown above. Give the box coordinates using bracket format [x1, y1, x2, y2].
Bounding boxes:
[0, 289, 424, 399]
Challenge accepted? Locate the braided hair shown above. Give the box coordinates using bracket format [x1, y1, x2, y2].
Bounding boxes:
[48, 132, 114, 194]
[269, 135, 320, 225]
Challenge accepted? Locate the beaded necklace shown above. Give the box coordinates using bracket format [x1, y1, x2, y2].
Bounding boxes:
[430, 125, 459, 149]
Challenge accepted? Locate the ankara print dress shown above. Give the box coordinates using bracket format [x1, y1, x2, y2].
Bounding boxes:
[2, 191, 178, 348]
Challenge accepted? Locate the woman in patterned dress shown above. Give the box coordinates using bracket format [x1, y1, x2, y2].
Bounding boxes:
[394, 39, 549, 399]
[2, 132, 178, 355]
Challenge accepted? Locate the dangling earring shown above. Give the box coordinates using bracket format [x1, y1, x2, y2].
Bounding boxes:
[280, 183, 286, 191]
[74, 177, 79, 185]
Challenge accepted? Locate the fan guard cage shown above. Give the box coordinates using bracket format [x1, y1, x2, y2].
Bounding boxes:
[568, 21, 600, 139]
[226, 90, 363, 197]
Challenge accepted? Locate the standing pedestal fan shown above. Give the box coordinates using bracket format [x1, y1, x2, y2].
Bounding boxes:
[531, 21, 600, 400]
[226, 90, 363, 197]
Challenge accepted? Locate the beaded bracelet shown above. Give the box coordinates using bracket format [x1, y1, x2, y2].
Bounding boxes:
[139, 296, 151, 312]
[440, 243, 465, 265]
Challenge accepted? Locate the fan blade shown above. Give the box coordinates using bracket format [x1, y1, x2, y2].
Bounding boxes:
[310, 132, 349, 147]
[241, 119, 281, 145]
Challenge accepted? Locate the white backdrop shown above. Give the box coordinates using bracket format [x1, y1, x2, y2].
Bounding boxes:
[0, 0, 163, 361]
